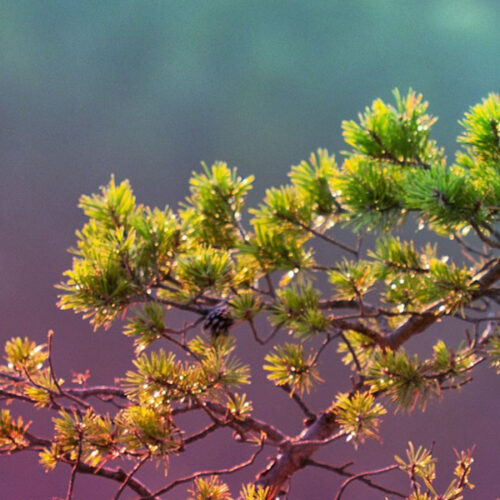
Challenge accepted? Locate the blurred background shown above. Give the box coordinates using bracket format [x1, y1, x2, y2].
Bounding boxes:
[1, 1, 499, 498]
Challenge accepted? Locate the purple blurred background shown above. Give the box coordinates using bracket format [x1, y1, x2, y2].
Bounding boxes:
[1, 1, 499, 498]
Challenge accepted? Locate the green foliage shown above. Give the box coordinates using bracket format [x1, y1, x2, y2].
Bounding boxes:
[405, 165, 485, 231]
[289, 149, 338, 215]
[332, 391, 386, 447]
[180, 162, 254, 248]
[485, 332, 500, 374]
[458, 93, 500, 164]
[455, 95, 500, 220]
[45, 410, 116, 468]
[176, 245, 234, 293]
[58, 177, 143, 328]
[337, 330, 378, 370]
[252, 185, 313, 230]
[342, 89, 442, 168]
[0, 409, 30, 452]
[41, 407, 176, 472]
[4, 337, 48, 375]
[339, 89, 445, 229]
[395, 443, 474, 500]
[264, 343, 322, 394]
[188, 476, 233, 500]
[130, 205, 180, 279]
[376, 244, 476, 313]
[124, 337, 249, 407]
[241, 221, 313, 272]
[328, 259, 376, 300]
[228, 291, 262, 320]
[189, 336, 250, 387]
[368, 342, 478, 413]
[23, 369, 60, 407]
[79, 174, 136, 228]
[395, 442, 437, 492]
[270, 283, 328, 337]
[368, 349, 437, 412]
[239, 484, 270, 500]
[186, 476, 270, 500]
[115, 405, 177, 459]
[370, 237, 426, 278]
[336, 157, 406, 229]
[124, 302, 166, 354]
[2, 337, 61, 407]
[225, 392, 253, 420]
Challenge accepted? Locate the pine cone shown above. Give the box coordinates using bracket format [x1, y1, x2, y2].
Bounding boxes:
[202, 301, 234, 337]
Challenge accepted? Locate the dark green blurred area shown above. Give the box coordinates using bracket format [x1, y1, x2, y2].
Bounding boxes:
[2, 0, 499, 195]
[1, 2, 499, 499]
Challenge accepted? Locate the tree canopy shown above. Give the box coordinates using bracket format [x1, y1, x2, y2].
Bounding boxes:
[2, 89, 500, 499]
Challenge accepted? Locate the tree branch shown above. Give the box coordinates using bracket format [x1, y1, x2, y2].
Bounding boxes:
[60, 459, 157, 498]
[256, 410, 339, 496]
[333, 463, 400, 500]
[306, 459, 406, 498]
[65, 428, 83, 500]
[113, 453, 149, 500]
[279, 384, 316, 422]
[387, 258, 500, 349]
[144, 439, 265, 498]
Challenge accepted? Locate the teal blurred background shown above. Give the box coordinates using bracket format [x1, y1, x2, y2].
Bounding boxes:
[1, 1, 499, 498]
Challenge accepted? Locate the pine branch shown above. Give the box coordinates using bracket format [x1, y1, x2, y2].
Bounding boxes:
[205, 402, 286, 444]
[329, 317, 387, 347]
[387, 257, 500, 349]
[256, 410, 339, 495]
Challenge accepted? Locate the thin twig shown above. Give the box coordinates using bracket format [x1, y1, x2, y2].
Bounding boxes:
[311, 333, 336, 365]
[280, 384, 316, 422]
[65, 428, 83, 500]
[470, 221, 500, 249]
[114, 453, 149, 500]
[47, 330, 91, 410]
[334, 463, 400, 500]
[159, 333, 202, 363]
[147, 438, 265, 497]
[248, 319, 283, 345]
[453, 232, 491, 259]
[66, 385, 127, 399]
[290, 218, 358, 256]
[339, 331, 363, 375]
[60, 458, 156, 498]
[183, 422, 219, 447]
[0, 388, 81, 415]
[369, 130, 430, 169]
[306, 459, 405, 498]
[264, 273, 276, 298]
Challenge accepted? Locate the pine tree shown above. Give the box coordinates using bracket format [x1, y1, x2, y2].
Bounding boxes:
[2, 89, 499, 499]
